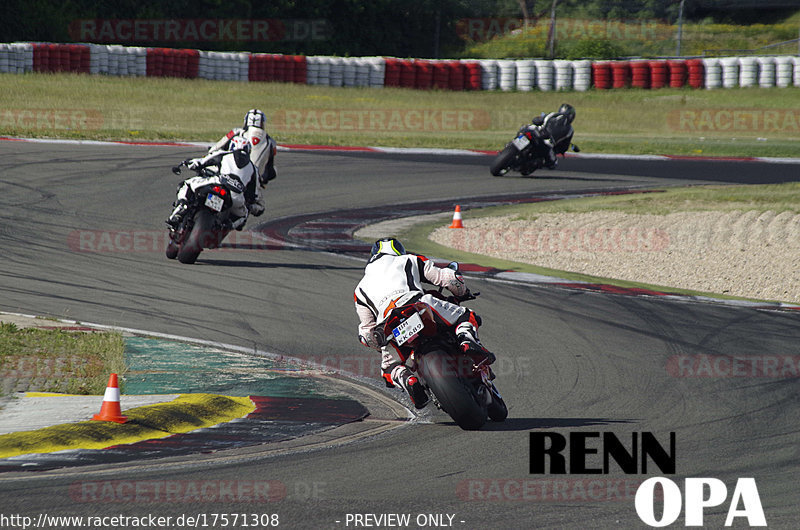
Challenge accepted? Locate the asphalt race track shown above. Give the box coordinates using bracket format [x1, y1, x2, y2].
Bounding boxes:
[1, 141, 799, 528]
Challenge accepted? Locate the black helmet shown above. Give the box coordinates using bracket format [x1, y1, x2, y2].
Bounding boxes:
[558, 103, 576, 124]
[369, 238, 406, 261]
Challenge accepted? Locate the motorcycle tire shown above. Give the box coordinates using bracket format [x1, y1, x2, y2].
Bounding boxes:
[419, 349, 487, 431]
[487, 383, 508, 422]
[177, 209, 214, 264]
[165, 239, 179, 260]
[490, 145, 517, 177]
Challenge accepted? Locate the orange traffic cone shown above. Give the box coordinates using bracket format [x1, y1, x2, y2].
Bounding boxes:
[92, 373, 128, 423]
[448, 205, 464, 229]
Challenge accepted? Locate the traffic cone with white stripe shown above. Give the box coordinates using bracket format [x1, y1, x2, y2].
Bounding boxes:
[92, 373, 128, 423]
[449, 205, 464, 229]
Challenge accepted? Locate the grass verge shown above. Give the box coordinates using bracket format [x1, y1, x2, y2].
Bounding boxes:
[1, 73, 799, 157]
[392, 183, 800, 304]
[0, 322, 126, 396]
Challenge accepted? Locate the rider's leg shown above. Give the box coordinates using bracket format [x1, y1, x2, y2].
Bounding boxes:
[381, 347, 429, 409]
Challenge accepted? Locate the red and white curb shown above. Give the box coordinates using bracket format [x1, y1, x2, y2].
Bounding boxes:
[2, 136, 799, 164]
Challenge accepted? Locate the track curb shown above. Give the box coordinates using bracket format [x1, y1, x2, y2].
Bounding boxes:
[0, 393, 254, 459]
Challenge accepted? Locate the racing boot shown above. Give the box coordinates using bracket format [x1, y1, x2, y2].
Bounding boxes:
[166, 199, 188, 229]
[391, 364, 429, 409]
[455, 322, 496, 365]
[543, 139, 558, 169]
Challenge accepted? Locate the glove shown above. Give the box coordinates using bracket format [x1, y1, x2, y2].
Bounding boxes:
[248, 201, 265, 217]
[446, 272, 468, 298]
[187, 158, 203, 170]
[358, 328, 385, 351]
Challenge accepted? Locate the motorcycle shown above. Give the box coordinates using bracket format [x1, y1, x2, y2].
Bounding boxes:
[490, 125, 579, 177]
[165, 161, 241, 264]
[381, 264, 507, 430]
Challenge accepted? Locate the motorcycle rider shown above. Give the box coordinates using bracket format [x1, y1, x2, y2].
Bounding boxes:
[354, 238, 495, 409]
[209, 109, 278, 186]
[166, 135, 264, 231]
[527, 103, 576, 169]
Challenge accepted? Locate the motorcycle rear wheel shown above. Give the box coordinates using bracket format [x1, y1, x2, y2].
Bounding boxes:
[490, 145, 517, 177]
[419, 349, 487, 430]
[177, 210, 214, 264]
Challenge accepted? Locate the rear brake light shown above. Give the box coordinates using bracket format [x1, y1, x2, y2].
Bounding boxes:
[212, 186, 227, 196]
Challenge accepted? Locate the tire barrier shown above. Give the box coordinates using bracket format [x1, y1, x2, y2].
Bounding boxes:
[757, 56, 776, 88]
[4, 42, 798, 92]
[479, 59, 498, 90]
[197, 51, 248, 81]
[250, 54, 305, 83]
[553, 60, 573, 91]
[32, 43, 90, 73]
[535, 59, 555, 91]
[592, 62, 612, 90]
[775, 56, 794, 88]
[739, 56, 758, 88]
[448, 61, 465, 90]
[648, 60, 667, 89]
[464, 61, 481, 90]
[611, 61, 630, 89]
[497, 59, 516, 91]
[515, 59, 535, 91]
[383, 57, 401, 87]
[720, 57, 740, 88]
[572, 60, 592, 91]
[88, 45, 146, 76]
[631, 60, 650, 89]
[429, 60, 446, 89]
[794, 57, 800, 87]
[0, 43, 33, 73]
[686, 59, 704, 89]
[702, 57, 722, 90]
[667, 60, 687, 88]
[146, 48, 199, 78]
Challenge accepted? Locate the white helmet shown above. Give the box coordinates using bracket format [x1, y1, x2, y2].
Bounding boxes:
[244, 109, 266, 129]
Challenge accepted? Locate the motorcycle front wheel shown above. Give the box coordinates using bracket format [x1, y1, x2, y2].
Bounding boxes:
[165, 237, 179, 259]
[489, 145, 517, 177]
[419, 349, 487, 430]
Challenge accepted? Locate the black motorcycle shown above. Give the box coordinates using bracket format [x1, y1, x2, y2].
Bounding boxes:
[490, 125, 579, 177]
[166, 161, 241, 264]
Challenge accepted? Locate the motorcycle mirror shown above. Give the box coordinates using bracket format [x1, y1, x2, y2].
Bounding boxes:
[447, 261, 459, 272]
[171, 166, 182, 175]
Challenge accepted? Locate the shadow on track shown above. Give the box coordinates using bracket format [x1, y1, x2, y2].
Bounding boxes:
[471, 417, 636, 431]
[491, 173, 627, 182]
[195, 259, 361, 271]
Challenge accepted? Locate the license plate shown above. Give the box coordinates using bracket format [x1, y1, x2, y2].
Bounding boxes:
[512, 135, 530, 150]
[205, 193, 224, 212]
[392, 312, 424, 346]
